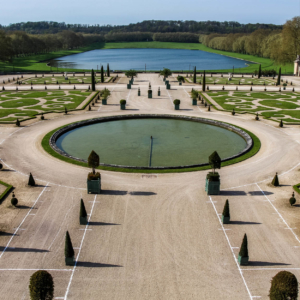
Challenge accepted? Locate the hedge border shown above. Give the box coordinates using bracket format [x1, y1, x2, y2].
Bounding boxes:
[293, 183, 300, 194]
[0, 180, 13, 204]
[41, 116, 261, 174]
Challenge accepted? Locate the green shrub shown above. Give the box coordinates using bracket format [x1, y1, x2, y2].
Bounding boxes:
[87, 172, 101, 180]
[16, 119, 20, 127]
[177, 76, 185, 83]
[29, 270, 54, 300]
[160, 68, 172, 78]
[191, 89, 199, 99]
[239, 234, 248, 258]
[65, 231, 74, 258]
[208, 105, 211, 111]
[80, 199, 87, 218]
[222, 200, 230, 218]
[64, 107, 68, 115]
[206, 172, 220, 181]
[28, 173, 35, 186]
[120, 99, 126, 105]
[88, 150, 100, 174]
[272, 173, 279, 187]
[255, 113, 259, 120]
[279, 120, 283, 127]
[209, 151, 221, 173]
[173, 99, 180, 105]
[232, 109, 235, 115]
[290, 192, 296, 206]
[11, 193, 18, 206]
[269, 271, 298, 300]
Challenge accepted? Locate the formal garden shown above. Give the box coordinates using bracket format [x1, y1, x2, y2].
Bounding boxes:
[0, 90, 94, 121]
[205, 91, 300, 122]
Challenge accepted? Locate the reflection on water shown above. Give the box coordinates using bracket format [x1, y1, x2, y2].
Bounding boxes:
[49, 48, 253, 71]
[56, 119, 247, 167]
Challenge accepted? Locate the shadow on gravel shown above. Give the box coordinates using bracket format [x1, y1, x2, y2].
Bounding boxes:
[88, 222, 120, 226]
[129, 191, 157, 196]
[17, 205, 36, 209]
[249, 261, 290, 267]
[124, 109, 139, 111]
[220, 191, 247, 196]
[229, 221, 261, 225]
[76, 262, 122, 268]
[248, 191, 273, 196]
[179, 109, 193, 111]
[101, 190, 127, 195]
[0, 231, 16, 236]
[1, 169, 15, 172]
[0, 247, 49, 253]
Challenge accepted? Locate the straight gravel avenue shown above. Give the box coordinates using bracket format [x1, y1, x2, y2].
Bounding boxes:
[0, 73, 300, 299]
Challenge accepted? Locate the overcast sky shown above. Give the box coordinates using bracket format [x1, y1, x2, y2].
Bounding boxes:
[1, 0, 299, 26]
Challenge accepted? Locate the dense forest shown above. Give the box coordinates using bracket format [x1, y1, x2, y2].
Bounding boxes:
[0, 20, 282, 35]
[0, 18, 299, 66]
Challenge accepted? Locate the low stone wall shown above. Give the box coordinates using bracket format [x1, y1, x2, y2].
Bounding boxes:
[49, 114, 253, 170]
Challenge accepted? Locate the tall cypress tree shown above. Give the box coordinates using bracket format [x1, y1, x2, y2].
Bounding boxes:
[28, 173, 35, 186]
[80, 199, 87, 219]
[101, 65, 104, 83]
[202, 70, 206, 92]
[107, 63, 110, 77]
[258, 64, 262, 78]
[239, 234, 248, 258]
[193, 66, 196, 84]
[277, 68, 281, 86]
[91, 69, 95, 91]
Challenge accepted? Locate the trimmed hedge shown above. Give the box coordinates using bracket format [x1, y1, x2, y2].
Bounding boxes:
[0, 180, 13, 204]
[173, 99, 180, 105]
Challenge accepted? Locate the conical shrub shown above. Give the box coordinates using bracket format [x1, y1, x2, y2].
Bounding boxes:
[80, 199, 87, 218]
[28, 173, 35, 186]
[269, 271, 298, 300]
[16, 119, 20, 127]
[222, 200, 230, 218]
[271, 172, 279, 187]
[279, 119, 283, 127]
[239, 234, 248, 258]
[29, 270, 54, 300]
[65, 231, 74, 258]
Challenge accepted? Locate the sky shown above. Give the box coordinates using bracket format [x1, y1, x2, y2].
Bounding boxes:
[1, 0, 299, 26]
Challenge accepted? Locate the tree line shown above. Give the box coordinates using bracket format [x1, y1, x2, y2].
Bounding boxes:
[0, 20, 282, 35]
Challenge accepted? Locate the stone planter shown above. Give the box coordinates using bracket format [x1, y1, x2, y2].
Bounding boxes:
[120, 103, 126, 110]
[127, 84, 131, 89]
[205, 172, 220, 195]
[165, 80, 169, 85]
[65, 256, 75, 266]
[179, 82, 182, 85]
[238, 255, 249, 266]
[192, 99, 197, 105]
[283, 86, 286, 90]
[166, 83, 170, 90]
[148, 90, 152, 99]
[102, 99, 107, 105]
[87, 178, 101, 194]
[158, 90, 161, 96]
[174, 104, 180, 110]
[80, 216, 88, 225]
[138, 90, 140, 96]
[222, 215, 230, 224]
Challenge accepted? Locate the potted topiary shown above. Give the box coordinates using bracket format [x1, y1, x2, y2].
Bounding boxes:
[101, 88, 110, 105]
[173, 99, 180, 110]
[148, 89, 152, 99]
[255, 113, 259, 120]
[271, 172, 279, 186]
[289, 192, 296, 206]
[191, 90, 198, 105]
[87, 150, 101, 194]
[65, 231, 75, 266]
[120, 99, 126, 110]
[232, 109, 235, 115]
[138, 87, 140, 96]
[222, 199, 230, 224]
[158, 87, 160, 96]
[11, 193, 18, 207]
[28, 173, 35, 186]
[29, 270, 54, 300]
[238, 234, 249, 265]
[283, 83, 287, 90]
[279, 119, 283, 127]
[177, 75, 185, 85]
[205, 151, 221, 195]
[80, 199, 88, 225]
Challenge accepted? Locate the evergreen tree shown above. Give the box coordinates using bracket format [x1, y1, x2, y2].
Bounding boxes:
[107, 63, 110, 77]
[28, 173, 35, 186]
[202, 70, 206, 92]
[91, 69, 95, 91]
[279, 119, 283, 127]
[29, 270, 54, 300]
[16, 119, 20, 127]
[65, 231, 74, 258]
[269, 271, 298, 300]
[222, 200, 230, 218]
[258, 64, 262, 78]
[277, 68, 281, 86]
[88, 150, 100, 174]
[272, 172, 279, 186]
[239, 234, 248, 258]
[101, 65, 104, 83]
[193, 66, 196, 84]
[209, 151, 221, 173]
[80, 199, 87, 218]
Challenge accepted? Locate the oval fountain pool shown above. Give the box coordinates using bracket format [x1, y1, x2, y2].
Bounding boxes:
[51, 115, 252, 169]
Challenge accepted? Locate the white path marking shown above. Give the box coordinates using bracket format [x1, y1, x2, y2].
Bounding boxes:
[242, 268, 300, 271]
[209, 196, 252, 299]
[64, 195, 97, 300]
[0, 183, 49, 259]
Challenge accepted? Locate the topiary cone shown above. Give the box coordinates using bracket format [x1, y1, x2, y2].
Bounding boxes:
[28, 173, 35, 186]
[16, 119, 20, 127]
[29, 270, 54, 300]
[238, 234, 249, 265]
[222, 199, 230, 224]
[290, 192, 296, 206]
[269, 271, 298, 300]
[80, 199, 88, 225]
[65, 231, 75, 258]
[255, 113, 259, 120]
[271, 172, 279, 187]
[279, 119, 283, 127]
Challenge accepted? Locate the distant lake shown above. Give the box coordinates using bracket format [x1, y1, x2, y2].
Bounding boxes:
[49, 48, 254, 71]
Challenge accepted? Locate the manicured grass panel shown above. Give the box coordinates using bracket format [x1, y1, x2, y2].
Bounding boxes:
[0, 180, 13, 204]
[293, 183, 300, 194]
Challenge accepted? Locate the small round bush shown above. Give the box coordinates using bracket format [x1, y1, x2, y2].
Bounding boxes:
[120, 99, 126, 105]
[290, 192, 296, 206]
[11, 197, 18, 206]
[0, 163, 3, 170]
[173, 99, 180, 105]
[41, 114, 44, 120]
[29, 270, 54, 300]
[269, 271, 298, 300]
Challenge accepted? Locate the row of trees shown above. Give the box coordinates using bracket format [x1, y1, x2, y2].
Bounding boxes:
[200, 16, 300, 64]
[0, 20, 282, 35]
[153, 32, 199, 43]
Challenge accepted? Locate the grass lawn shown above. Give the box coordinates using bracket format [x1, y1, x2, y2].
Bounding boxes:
[0, 90, 93, 121]
[192, 76, 277, 85]
[206, 91, 300, 122]
[0, 41, 293, 73]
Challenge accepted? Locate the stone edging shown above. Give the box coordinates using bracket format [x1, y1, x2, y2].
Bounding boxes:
[49, 114, 253, 170]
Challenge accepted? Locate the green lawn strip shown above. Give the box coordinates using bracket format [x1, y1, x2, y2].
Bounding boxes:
[259, 100, 300, 109]
[261, 110, 300, 120]
[293, 183, 300, 194]
[41, 120, 260, 174]
[0, 41, 292, 73]
[0, 99, 40, 108]
[0, 180, 13, 204]
[198, 77, 276, 85]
